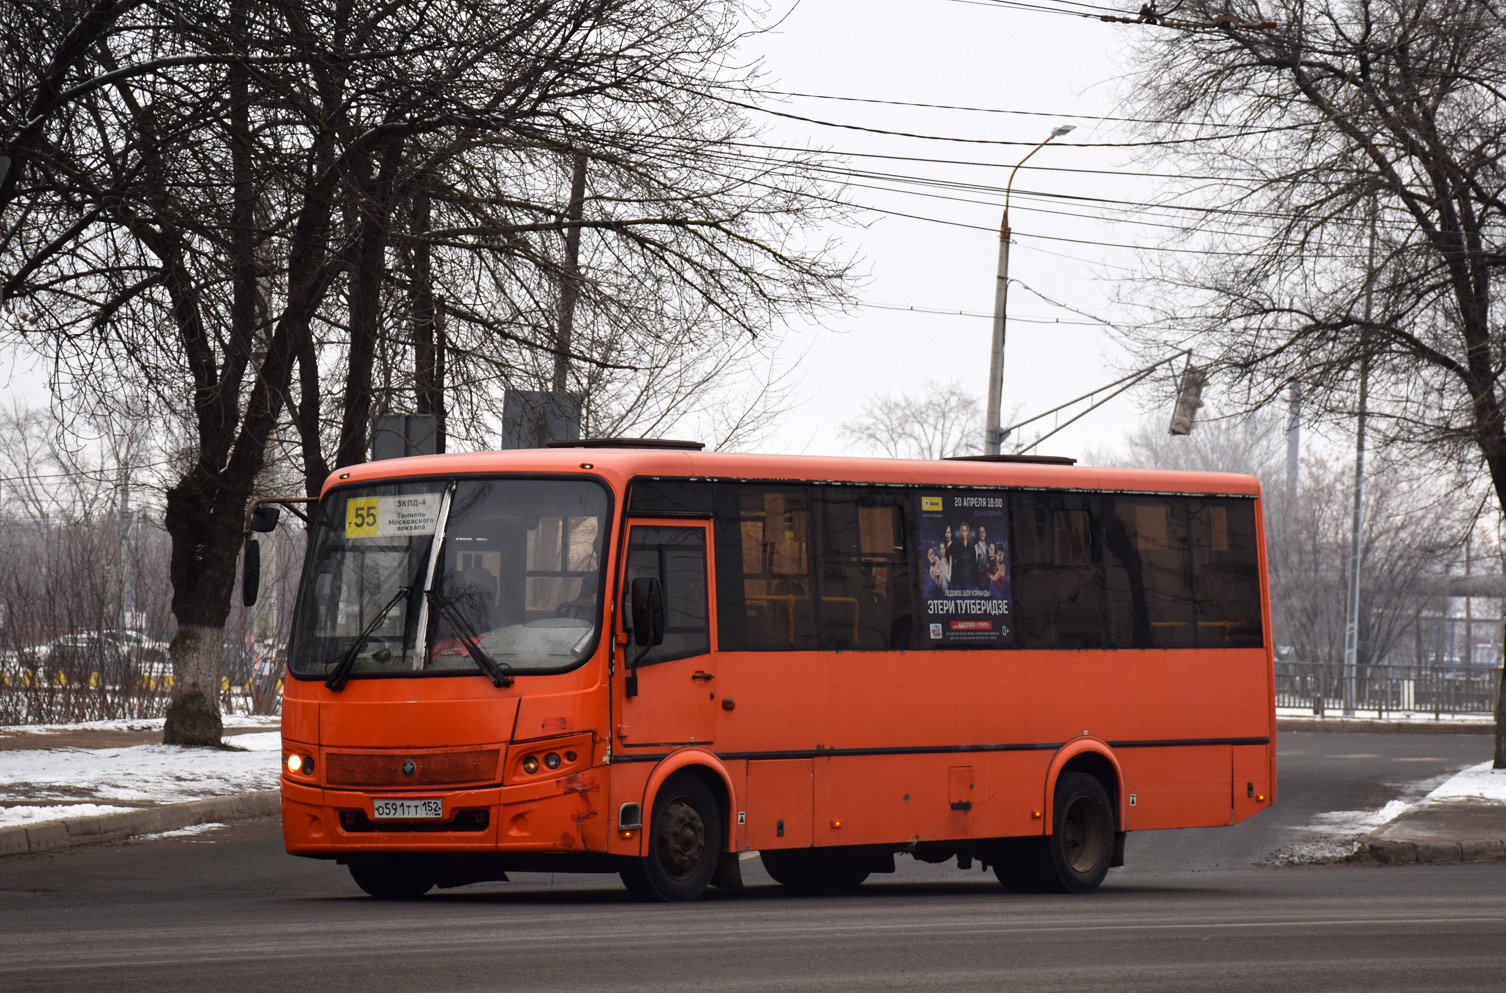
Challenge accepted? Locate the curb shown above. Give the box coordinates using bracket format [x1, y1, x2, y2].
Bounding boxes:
[1361, 837, 1506, 861]
[1360, 835, 1506, 865]
[0, 791, 279, 858]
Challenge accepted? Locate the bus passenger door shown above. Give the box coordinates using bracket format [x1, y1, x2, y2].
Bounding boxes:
[617, 520, 716, 747]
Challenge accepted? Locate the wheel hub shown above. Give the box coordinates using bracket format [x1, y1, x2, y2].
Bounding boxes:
[657, 799, 705, 877]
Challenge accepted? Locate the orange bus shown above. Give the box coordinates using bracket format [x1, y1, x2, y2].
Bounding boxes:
[271, 442, 1274, 900]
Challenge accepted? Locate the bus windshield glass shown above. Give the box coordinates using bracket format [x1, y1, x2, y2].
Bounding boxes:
[288, 477, 610, 681]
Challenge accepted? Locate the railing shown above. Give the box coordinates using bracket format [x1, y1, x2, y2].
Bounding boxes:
[0, 655, 282, 725]
[1275, 660, 1502, 718]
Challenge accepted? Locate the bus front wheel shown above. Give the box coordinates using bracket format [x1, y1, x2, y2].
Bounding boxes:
[347, 856, 436, 899]
[621, 772, 722, 902]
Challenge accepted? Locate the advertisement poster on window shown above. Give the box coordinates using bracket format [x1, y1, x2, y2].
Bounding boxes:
[918, 492, 1013, 646]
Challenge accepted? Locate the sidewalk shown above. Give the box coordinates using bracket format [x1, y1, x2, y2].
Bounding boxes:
[1356, 757, 1506, 865]
[2, 714, 1505, 864]
[1361, 800, 1506, 865]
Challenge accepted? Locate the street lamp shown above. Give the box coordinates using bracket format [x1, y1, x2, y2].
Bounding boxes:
[984, 124, 1075, 455]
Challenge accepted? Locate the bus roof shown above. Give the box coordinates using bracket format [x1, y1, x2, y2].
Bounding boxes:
[322, 446, 1263, 499]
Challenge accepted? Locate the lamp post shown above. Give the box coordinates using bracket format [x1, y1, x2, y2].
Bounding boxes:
[984, 125, 1075, 455]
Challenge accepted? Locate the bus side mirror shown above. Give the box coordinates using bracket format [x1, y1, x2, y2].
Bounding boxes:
[250, 505, 280, 532]
[629, 578, 666, 649]
[243, 538, 261, 607]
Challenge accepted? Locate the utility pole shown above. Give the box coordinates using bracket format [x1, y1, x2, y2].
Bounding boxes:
[1342, 197, 1378, 716]
[1286, 382, 1301, 503]
[984, 126, 1074, 455]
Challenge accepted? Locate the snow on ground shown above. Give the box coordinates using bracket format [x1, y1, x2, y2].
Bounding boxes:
[1427, 761, 1506, 803]
[1267, 795, 1431, 866]
[1275, 706, 1495, 726]
[1, 718, 281, 829]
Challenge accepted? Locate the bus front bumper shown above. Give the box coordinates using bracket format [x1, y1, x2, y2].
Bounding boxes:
[281, 774, 606, 857]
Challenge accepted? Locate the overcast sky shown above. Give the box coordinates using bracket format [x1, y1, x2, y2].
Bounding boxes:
[744, 0, 1176, 459]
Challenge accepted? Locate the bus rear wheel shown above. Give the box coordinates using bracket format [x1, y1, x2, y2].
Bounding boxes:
[759, 849, 872, 892]
[1048, 772, 1114, 892]
[347, 856, 436, 899]
[620, 772, 722, 902]
[994, 773, 1114, 894]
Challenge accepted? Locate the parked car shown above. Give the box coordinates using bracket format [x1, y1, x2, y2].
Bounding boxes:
[25, 630, 171, 686]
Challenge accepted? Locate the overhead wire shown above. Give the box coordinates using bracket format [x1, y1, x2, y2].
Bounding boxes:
[645, 134, 1396, 264]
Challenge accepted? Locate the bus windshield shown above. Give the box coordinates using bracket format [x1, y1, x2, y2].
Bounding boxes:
[288, 477, 610, 681]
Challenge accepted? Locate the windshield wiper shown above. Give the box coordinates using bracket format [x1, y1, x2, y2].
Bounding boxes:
[425, 590, 514, 688]
[325, 585, 412, 692]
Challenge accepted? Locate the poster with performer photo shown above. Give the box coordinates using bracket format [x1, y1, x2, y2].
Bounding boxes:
[917, 491, 1013, 646]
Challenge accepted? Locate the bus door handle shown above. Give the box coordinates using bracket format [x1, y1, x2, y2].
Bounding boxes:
[691, 670, 714, 682]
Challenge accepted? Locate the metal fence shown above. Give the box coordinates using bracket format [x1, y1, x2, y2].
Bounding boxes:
[1276, 660, 1502, 718]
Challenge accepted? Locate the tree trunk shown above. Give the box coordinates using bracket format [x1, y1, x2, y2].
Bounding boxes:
[161, 471, 245, 746]
[163, 623, 227, 746]
[410, 186, 446, 453]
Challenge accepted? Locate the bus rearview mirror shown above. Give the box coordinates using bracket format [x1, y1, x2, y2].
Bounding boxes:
[243, 538, 261, 607]
[250, 505, 281, 533]
[629, 578, 665, 649]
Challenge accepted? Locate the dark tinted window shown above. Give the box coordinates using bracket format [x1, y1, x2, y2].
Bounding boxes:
[818, 492, 914, 650]
[710, 485, 915, 651]
[633, 477, 1263, 654]
[717, 487, 818, 651]
[1190, 498, 1264, 647]
[1008, 492, 1105, 649]
[623, 525, 709, 664]
[1100, 494, 1262, 649]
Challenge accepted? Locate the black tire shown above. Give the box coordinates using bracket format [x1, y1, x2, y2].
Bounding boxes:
[620, 772, 722, 902]
[992, 773, 1114, 894]
[760, 849, 871, 892]
[347, 856, 436, 899]
[1044, 772, 1114, 893]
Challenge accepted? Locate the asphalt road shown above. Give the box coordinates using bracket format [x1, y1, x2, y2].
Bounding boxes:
[2, 729, 1502, 992]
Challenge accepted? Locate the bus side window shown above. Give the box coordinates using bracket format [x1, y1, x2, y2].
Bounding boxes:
[717, 488, 818, 652]
[624, 526, 709, 665]
[818, 494, 912, 651]
[1009, 492, 1103, 649]
[1190, 498, 1264, 647]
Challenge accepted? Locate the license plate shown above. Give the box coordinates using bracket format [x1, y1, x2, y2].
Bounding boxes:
[372, 798, 443, 820]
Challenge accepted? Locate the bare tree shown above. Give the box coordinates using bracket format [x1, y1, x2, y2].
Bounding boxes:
[838, 381, 984, 460]
[1121, 0, 1506, 762]
[0, 402, 177, 722]
[3, 0, 851, 743]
